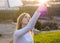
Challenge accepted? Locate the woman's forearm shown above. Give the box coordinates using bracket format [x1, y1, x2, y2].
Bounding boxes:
[26, 11, 40, 29]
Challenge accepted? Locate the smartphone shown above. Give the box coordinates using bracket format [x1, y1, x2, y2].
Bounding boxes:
[40, 4, 48, 15]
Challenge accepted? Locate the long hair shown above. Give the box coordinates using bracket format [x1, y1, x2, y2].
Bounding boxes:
[16, 12, 31, 30]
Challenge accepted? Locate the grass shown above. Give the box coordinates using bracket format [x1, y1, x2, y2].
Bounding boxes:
[34, 32, 60, 43]
[10, 31, 60, 43]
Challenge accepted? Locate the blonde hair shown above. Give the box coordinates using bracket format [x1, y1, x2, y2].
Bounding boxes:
[16, 12, 31, 30]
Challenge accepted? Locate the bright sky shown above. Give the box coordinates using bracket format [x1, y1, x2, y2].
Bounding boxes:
[39, 0, 49, 4]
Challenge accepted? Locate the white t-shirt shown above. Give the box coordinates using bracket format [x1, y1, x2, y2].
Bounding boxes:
[14, 32, 33, 43]
[13, 12, 40, 43]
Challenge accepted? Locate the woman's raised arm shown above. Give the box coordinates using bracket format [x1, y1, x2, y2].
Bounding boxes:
[14, 6, 44, 38]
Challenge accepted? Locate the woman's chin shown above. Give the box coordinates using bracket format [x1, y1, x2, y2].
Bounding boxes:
[23, 23, 28, 25]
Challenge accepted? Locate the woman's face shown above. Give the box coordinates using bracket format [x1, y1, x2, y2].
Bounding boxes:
[22, 15, 30, 25]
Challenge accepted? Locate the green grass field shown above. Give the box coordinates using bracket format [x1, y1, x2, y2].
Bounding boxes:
[34, 32, 60, 43]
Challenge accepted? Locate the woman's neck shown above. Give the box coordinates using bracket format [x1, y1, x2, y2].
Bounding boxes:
[22, 25, 25, 28]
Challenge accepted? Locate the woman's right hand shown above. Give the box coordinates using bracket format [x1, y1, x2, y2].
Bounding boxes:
[35, 4, 47, 15]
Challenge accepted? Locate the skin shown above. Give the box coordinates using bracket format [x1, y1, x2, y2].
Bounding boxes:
[21, 14, 34, 38]
[22, 15, 30, 28]
[21, 15, 33, 36]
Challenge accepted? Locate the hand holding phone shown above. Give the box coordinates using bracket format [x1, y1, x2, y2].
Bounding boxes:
[36, 4, 47, 16]
[39, 4, 47, 15]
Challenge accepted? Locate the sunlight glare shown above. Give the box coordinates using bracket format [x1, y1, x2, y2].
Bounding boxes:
[39, 0, 49, 4]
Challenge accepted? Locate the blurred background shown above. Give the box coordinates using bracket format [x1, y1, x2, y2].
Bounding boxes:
[0, 0, 60, 43]
[0, 0, 60, 30]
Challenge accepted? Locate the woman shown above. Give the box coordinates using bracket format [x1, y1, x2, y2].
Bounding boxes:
[13, 5, 46, 43]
